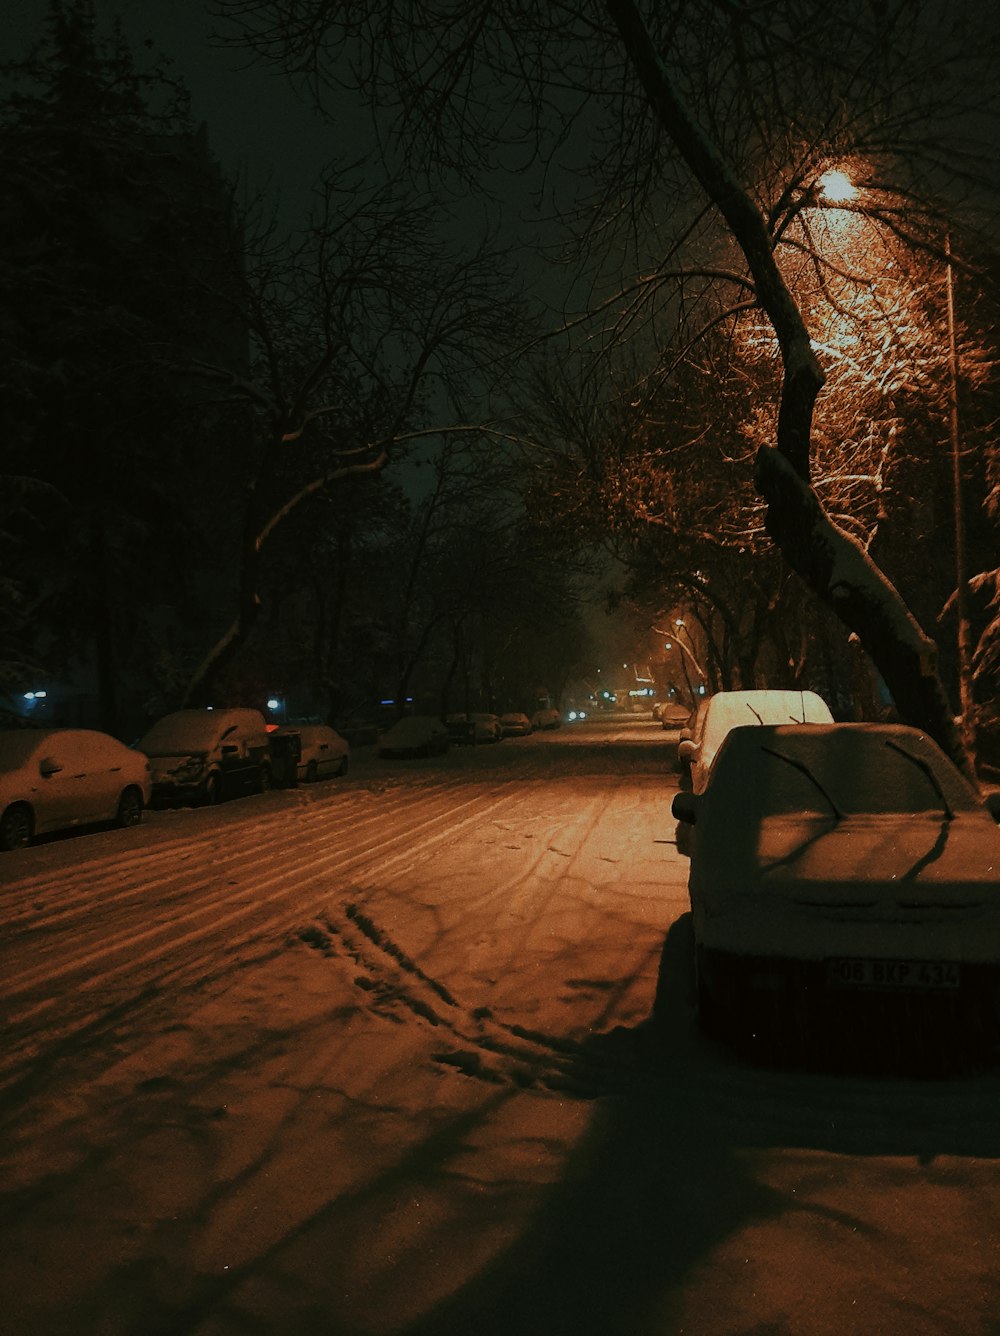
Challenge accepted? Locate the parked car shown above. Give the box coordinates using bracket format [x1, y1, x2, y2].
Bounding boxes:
[137, 708, 272, 806]
[671, 722, 1000, 1060]
[445, 714, 476, 745]
[676, 699, 708, 768]
[0, 727, 151, 850]
[446, 713, 502, 743]
[470, 712, 502, 742]
[499, 712, 533, 737]
[379, 716, 450, 758]
[656, 701, 691, 728]
[531, 707, 562, 731]
[273, 723, 350, 783]
[678, 689, 833, 794]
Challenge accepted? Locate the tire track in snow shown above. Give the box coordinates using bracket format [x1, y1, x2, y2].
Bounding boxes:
[283, 775, 667, 1093]
[0, 778, 485, 931]
[0, 787, 522, 1094]
[294, 895, 652, 1097]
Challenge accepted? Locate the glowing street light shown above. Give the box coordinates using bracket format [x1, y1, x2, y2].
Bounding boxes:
[816, 168, 858, 204]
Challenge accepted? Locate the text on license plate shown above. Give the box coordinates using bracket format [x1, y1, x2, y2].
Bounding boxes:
[826, 958, 961, 990]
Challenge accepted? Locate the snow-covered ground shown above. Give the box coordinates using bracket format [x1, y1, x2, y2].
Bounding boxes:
[1, 717, 999, 1335]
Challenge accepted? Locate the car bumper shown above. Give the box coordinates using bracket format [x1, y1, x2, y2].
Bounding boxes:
[698, 944, 1000, 1060]
[150, 779, 205, 805]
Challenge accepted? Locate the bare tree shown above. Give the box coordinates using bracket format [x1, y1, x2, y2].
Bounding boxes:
[179, 172, 525, 703]
[214, 0, 1000, 771]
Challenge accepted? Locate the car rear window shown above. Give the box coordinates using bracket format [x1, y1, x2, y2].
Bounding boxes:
[710, 726, 978, 817]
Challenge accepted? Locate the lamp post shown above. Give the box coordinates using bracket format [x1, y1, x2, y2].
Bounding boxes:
[944, 231, 976, 758]
[814, 170, 974, 754]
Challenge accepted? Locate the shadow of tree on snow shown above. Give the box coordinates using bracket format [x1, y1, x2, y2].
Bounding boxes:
[397, 913, 1000, 1336]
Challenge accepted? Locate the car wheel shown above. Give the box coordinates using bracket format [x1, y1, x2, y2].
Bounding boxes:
[0, 804, 33, 851]
[202, 773, 222, 806]
[115, 788, 143, 829]
[337, 755, 349, 777]
[306, 760, 319, 784]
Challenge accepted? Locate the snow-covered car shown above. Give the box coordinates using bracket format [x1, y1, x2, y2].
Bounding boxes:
[676, 699, 708, 772]
[446, 712, 502, 743]
[379, 716, 450, 758]
[273, 723, 350, 782]
[678, 688, 833, 794]
[531, 707, 562, 731]
[137, 708, 272, 806]
[671, 722, 1000, 1057]
[656, 701, 690, 728]
[499, 712, 533, 737]
[0, 727, 151, 850]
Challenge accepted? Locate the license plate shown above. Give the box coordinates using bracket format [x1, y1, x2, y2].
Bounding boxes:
[826, 958, 961, 991]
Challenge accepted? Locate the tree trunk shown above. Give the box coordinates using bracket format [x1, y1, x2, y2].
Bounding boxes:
[608, 0, 972, 779]
[755, 447, 969, 771]
[90, 520, 119, 735]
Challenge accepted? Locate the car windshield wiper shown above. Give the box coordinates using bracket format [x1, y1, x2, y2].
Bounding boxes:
[760, 746, 844, 821]
[882, 738, 954, 820]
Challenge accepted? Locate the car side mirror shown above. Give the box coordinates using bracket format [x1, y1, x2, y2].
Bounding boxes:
[672, 791, 698, 825]
[677, 738, 697, 763]
[986, 792, 1000, 824]
[39, 757, 63, 777]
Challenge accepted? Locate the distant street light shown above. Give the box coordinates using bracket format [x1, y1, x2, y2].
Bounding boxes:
[655, 622, 707, 686]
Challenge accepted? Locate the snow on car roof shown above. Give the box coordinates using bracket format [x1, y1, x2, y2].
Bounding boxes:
[138, 710, 242, 754]
[382, 715, 443, 739]
[0, 729, 49, 768]
[700, 689, 832, 760]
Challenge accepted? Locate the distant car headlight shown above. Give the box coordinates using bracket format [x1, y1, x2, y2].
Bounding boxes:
[174, 757, 206, 781]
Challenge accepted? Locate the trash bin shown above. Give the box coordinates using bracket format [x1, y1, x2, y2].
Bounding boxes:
[269, 730, 301, 787]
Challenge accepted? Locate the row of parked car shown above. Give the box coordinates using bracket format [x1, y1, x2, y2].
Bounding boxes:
[375, 708, 560, 758]
[0, 702, 567, 850]
[667, 688, 1000, 1065]
[0, 708, 352, 852]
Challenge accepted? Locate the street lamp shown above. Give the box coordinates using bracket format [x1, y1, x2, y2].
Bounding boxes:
[816, 168, 858, 205]
[944, 231, 975, 756]
[813, 168, 974, 752]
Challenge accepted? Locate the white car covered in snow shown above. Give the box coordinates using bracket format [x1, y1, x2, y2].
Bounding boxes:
[671, 722, 1000, 1059]
[677, 688, 833, 794]
[273, 723, 350, 783]
[378, 715, 450, 758]
[0, 727, 151, 850]
[138, 708, 272, 806]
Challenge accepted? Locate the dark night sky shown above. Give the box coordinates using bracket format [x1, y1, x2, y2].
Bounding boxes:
[5, 0, 349, 224]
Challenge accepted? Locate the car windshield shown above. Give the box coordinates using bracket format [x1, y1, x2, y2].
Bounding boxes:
[138, 712, 223, 755]
[711, 726, 979, 817]
[0, 731, 44, 770]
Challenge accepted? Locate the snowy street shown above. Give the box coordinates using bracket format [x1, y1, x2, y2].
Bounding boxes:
[1, 717, 999, 1335]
